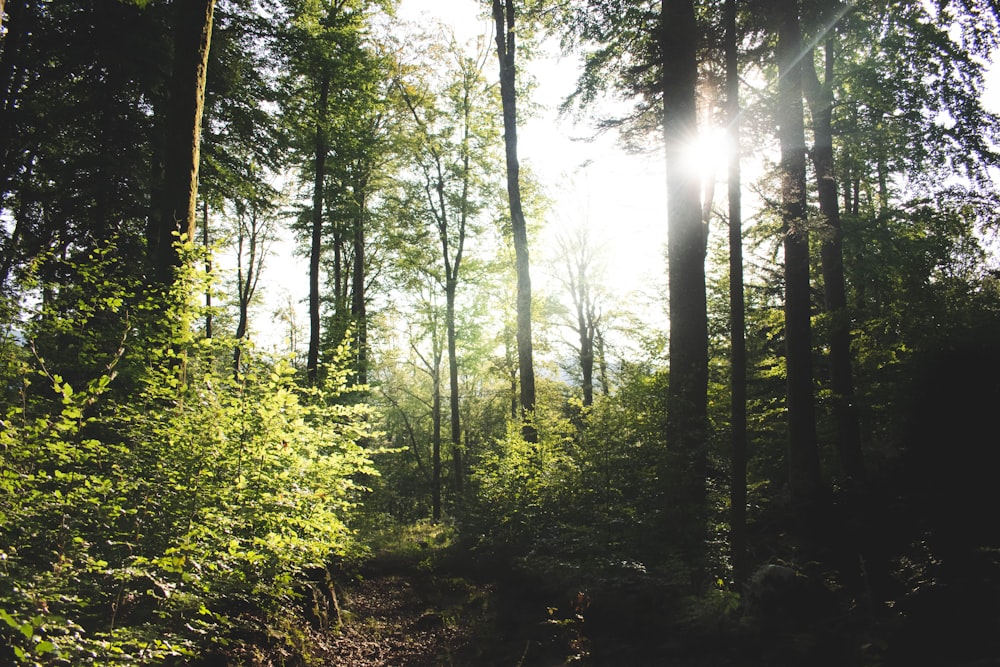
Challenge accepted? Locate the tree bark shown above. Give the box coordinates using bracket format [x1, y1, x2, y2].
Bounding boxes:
[803, 40, 866, 484]
[203, 199, 212, 338]
[351, 181, 368, 386]
[493, 0, 536, 442]
[776, 0, 823, 506]
[662, 0, 708, 584]
[431, 347, 443, 522]
[579, 301, 594, 407]
[724, 0, 749, 589]
[307, 71, 330, 385]
[153, 0, 215, 287]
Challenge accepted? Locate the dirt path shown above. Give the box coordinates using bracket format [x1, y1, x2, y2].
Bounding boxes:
[319, 555, 579, 666]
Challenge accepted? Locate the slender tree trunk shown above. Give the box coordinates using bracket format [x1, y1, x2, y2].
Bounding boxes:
[307, 72, 330, 385]
[776, 0, 823, 506]
[493, 0, 536, 442]
[351, 183, 368, 386]
[333, 220, 348, 343]
[662, 0, 708, 585]
[596, 328, 610, 397]
[446, 281, 463, 494]
[432, 355, 443, 522]
[203, 199, 213, 338]
[233, 206, 258, 378]
[579, 305, 594, 407]
[153, 0, 215, 287]
[724, 0, 749, 589]
[803, 40, 866, 484]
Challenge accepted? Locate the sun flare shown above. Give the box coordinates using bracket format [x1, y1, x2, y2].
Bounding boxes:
[681, 127, 730, 178]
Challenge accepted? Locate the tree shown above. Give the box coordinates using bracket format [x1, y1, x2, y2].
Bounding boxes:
[660, 0, 709, 582]
[552, 225, 607, 407]
[774, 0, 823, 508]
[802, 35, 865, 483]
[492, 0, 537, 441]
[231, 194, 278, 377]
[724, 0, 749, 588]
[1, 1, 167, 296]
[151, 0, 216, 287]
[198, 0, 286, 339]
[322, 39, 398, 387]
[278, 0, 398, 387]
[396, 31, 502, 499]
[404, 282, 447, 521]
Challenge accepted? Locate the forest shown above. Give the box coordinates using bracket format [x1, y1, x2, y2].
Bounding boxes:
[1, 0, 999, 664]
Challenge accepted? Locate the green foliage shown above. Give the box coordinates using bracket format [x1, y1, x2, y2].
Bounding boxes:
[0, 249, 378, 664]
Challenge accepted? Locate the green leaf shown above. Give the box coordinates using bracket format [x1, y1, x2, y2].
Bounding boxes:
[0, 609, 19, 630]
[35, 640, 56, 654]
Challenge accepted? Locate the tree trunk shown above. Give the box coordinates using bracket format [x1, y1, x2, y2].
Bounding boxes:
[776, 0, 823, 506]
[492, 0, 536, 442]
[307, 72, 330, 385]
[153, 0, 215, 287]
[432, 356, 443, 522]
[595, 328, 610, 397]
[724, 0, 749, 589]
[662, 0, 708, 585]
[803, 39, 866, 484]
[203, 199, 212, 338]
[446, 280, 463, 494]
[351, 183, 368, 386]
[579, 305, 594, 407]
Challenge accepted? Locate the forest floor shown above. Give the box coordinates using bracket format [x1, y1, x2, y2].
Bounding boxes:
[308, 524, 750, 667]
[318, 529, 585, 666]
[304, 522, 885, 667]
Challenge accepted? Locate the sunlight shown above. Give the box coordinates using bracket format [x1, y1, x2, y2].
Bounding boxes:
[681, 127, 730, 180]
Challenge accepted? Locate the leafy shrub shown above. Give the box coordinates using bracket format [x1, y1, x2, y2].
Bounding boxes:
[0, 247, 377, 664]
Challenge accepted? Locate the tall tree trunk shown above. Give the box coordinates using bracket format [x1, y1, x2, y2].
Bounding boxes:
[803, 39, 866, 484]
[776, 0, 823, 506]
[153, 0, 215, 287]
[595, 328, 610, 397]
[307, 72, 330, 385]
[351, 183, 368, 386]
[661, 0, 708, 585]
[203, 199, 213, 338]
[579, 304, 594, 407]
[233, 208, 254, 379]
[432, 353, 443, 522]
[492, 0, 536, 442]
[725, 0, 749, 589]
[446, 281, 463, 494]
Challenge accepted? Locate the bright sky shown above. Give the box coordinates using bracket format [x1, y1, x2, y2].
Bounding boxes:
[396, 0, 673, 321]
[254, 0, 1000, 352]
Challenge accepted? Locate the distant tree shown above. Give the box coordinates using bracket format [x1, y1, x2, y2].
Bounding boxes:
[277, 0, 373, 384]
[492, 0, 537, 441]
[231, 195, 278, 377]
[397, 31, 502, 498]
[551, 225, 607, 407]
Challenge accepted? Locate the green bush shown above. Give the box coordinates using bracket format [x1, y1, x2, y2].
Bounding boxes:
[0, 248, 377, 664]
